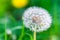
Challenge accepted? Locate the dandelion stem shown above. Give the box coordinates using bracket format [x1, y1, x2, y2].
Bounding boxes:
[34, 26, 36, 40]
[5, 16, 7, 40]
[34, 31, 36, 40]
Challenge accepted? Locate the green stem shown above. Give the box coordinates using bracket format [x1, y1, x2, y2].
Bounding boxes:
[34, 25, 36, 40]
[26, 33, 33, 40]
[18, 23, 24, 40]
[34, 31, 36, 40]
[53, 0, 58, 34]
[5, 16, 7, 40]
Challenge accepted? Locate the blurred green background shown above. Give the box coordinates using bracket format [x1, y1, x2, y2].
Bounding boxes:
[0, 0, 60, 40]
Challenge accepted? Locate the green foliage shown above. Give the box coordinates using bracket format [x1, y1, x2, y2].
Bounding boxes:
[0, 0, 60, 40]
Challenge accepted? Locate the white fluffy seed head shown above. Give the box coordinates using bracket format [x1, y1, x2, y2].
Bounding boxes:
[23, 6, 52, 32]
[6, 29, 12, 35]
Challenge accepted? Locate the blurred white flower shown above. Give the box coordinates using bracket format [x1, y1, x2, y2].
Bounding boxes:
[12, 35, 16, 40]
[23, 6, 52, 32]
[6, 29, 12, 35]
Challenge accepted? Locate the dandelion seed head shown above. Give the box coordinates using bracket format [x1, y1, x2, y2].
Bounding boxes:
[23, 6, 52, 32]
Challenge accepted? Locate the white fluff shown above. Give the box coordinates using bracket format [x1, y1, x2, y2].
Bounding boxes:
[6, 29, 12, 34]
[23, 7, 52, 32]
